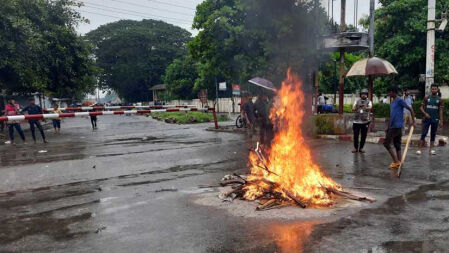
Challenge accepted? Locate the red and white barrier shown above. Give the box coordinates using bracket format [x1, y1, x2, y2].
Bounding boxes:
[0, 107, 219, 129]
[43, 105, 196, 112]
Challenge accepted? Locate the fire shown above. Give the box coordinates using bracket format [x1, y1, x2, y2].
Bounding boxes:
[244, 69, 341, 206]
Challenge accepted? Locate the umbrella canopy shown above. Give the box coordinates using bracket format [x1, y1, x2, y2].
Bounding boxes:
[346, 57, 398, 77]
[248, 77, 277, 92]
[82, 100, 97, 106]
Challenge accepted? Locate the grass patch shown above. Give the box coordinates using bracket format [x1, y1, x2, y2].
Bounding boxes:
[150, 111, 229, 124]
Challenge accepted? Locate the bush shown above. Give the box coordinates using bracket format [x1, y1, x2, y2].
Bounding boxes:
[372, 103, 390, 118]
[151, 111, 229, 124]
[412, 100, 423, 119]
[372, 98, 449, 120]
[314, 115, 334, 135]
[343, 104, 353, 113]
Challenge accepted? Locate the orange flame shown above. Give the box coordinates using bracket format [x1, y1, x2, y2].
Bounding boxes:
[244, 69, 341, 206]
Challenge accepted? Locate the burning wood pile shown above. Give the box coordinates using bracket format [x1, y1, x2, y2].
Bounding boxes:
[219, 70, 374, 210]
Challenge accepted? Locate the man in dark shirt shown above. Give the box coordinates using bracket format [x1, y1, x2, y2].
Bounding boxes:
[242, 94, 256, 127]
[23, 98, 47, 143]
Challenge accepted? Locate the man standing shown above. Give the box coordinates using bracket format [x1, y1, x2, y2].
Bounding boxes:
[383, 87, 415, 169]
[23, 98, 47, 143]
[403, 89, 414, 132]
[242, 94, 256, 148]
[4, 99, 26, 144]
[417, 84, 443, 155]
[242, 94, 256, 128]
[317, 93, 326, 114]
[352, 89, 372, 153]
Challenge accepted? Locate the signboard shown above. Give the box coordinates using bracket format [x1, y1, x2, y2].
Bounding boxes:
[219, 82, 227, 91]
[198, 89, 208, 104]
[419, 74, 426, 83]
[232, 84, 241, 96]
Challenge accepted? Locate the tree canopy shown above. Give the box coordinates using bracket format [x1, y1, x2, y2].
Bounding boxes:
[372, 0, 449, 94]
[86, 20, 192, 102]
[185, 0, 328, 98]
[0, 0, 97, 98]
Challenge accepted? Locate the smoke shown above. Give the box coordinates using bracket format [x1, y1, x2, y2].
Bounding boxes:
[240, 0, 332, 114]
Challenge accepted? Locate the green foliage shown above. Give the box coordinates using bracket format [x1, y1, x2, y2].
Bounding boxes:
[151, 111, 229, 124]
[372, 0, 449, 93]
[0, 0, 97, 98]
[319, 52, 367, 94]
[412, 100, 423, 119]
[314, 115, 334, 135]
[372, 103, 391, 118]
[343, 104, 353, 113]
[412, 99, 449, 120]
[86, 20, 192, 102]
[188, 0, 328, 98]
[163, 56, 199, 99]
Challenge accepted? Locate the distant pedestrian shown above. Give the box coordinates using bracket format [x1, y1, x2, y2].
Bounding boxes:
[22, 98, 47, 143]
[52, 104, 62, 133]
[90, 114, 98, 130]
[317, 93, 326, 114]
[384, 87, 415, 170]
[417, 84, 443, 155]
[403, 89, 414, 132]
[5, 99, 26, 144]
[352, 89, 372, 153]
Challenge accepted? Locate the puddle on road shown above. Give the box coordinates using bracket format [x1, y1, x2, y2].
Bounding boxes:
[0, 134, 223, 167]
[377, 240, 446, 253]
[300, 180, 449, 252]
[0, 211, 93, 245]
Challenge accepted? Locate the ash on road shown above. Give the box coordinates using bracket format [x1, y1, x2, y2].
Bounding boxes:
[0, 115, 449, 253]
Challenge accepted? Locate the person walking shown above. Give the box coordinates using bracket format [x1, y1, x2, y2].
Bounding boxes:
[4, 99, 26, 144]
[403, 89, 414, 132]
[417, 84, 443, 155]
[90, 114, 98, 130]
[22, 98, 47, 143]
[383, 87, 415, 170]
[352, 89, 372, 153]
[52, 104, 62, 133]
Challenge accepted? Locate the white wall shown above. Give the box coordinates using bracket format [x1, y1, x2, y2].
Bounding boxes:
[167, 98, 241, 113]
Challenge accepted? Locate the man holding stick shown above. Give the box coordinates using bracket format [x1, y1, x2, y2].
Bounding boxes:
[384, 87, 415, 170]
[417, 84, 443, 155]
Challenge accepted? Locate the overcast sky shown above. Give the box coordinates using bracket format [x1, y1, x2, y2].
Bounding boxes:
[76, 0, 380, 35]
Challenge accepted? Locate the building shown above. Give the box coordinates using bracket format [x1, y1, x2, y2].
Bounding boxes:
[150, 84, 168, 101]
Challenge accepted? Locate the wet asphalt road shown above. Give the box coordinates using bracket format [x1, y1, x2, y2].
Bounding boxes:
[1, 115, 449, 253]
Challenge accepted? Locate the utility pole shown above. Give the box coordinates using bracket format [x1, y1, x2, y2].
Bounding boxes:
[368, 0, 375, 102]
[425, 0, 436, 95]
[338, 0, 346, 114]
[215, 77, 219, 113]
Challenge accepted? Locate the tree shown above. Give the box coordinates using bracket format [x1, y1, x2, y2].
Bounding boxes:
[371, 0, 449, 94]
[86, 20, 192, 102]
[188, 0, 328, 98]
[319, 52, 366, 94]
[0, 0, 97, 98]
[163, 56, 199, 99]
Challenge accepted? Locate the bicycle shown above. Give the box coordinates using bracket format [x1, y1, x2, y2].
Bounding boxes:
[235, 114, 247, 128]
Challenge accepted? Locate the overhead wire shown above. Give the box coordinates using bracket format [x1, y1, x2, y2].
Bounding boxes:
[144, 0, 196, 11]
[82, 0, 195, 17]
[80, 5, 192, 23]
